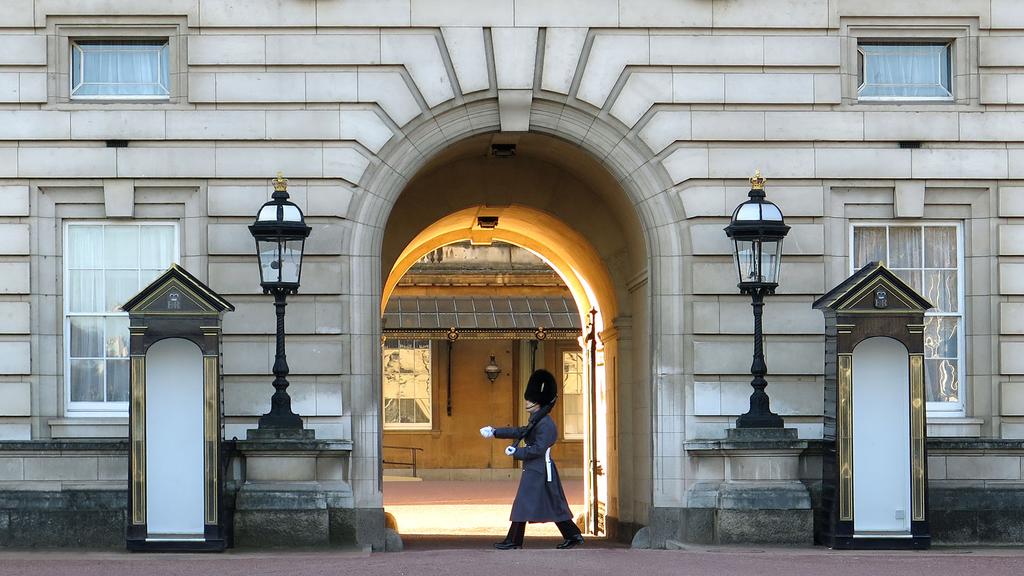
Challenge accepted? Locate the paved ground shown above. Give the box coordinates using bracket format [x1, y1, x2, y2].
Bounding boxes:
[3, 544, 1024, 576]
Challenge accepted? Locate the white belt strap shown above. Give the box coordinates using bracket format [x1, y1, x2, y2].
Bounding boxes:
[545, 447, 552, 482]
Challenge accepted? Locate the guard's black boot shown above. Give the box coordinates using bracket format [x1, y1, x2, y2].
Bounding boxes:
[556, 534, 584, 549]
[495, 522, 525, 549]
[493, 540, 522, 550]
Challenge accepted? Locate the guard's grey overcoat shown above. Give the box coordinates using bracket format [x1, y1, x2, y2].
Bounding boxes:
[495, 413, 573, 523]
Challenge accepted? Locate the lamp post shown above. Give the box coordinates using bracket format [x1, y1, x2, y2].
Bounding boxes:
[724, 171, 790, 429]
[249, 173, 311, 431]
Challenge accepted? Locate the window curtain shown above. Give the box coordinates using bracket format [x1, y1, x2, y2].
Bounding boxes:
[72, 42, 169, 97]
[860, 44, 950, 98]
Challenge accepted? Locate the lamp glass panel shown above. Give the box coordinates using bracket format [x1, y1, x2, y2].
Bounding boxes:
[281, 204, 302, 222]
[760, 240, 783, 284]
[257, 239, 281, 285]
[735, 203, 762, 221]
[281, 239, 304, 284]
[734, 239, 758, 283]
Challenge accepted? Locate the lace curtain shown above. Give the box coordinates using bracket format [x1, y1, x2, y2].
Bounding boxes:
[858, 44, 951, 99]
[71, 41, 169, 97]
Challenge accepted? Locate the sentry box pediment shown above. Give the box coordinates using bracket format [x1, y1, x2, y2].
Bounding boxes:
[122, 264, 234, 551]
[813, 261, 933, 550]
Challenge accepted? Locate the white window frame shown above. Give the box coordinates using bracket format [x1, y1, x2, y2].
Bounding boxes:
[63, 221, 180, 417]
[69, 39, 171, 101]
[382, 339, 434, 432]
[849, 222, 966, 416]
[856, 41, 954, 102]
[561, 349, 585, 441]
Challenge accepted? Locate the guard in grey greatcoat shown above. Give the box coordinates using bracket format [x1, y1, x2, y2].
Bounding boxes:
[480, 369, 585, 550]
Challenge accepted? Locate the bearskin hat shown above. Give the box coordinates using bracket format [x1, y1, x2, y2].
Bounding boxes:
[524, 368, 557, 406]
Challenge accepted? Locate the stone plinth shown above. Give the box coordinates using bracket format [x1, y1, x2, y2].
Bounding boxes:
[683, 428, 812, 545]
[233, 434, 355, 548]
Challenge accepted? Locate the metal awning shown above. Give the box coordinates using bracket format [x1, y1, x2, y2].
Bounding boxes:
[382, 296, 582, 340]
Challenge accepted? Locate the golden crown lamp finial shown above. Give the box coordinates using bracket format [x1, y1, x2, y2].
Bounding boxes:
[750, 169, 766, 191]
[273, 171, 288, 192]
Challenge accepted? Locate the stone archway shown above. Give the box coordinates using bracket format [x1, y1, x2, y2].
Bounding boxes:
[343, 98, 687, 545]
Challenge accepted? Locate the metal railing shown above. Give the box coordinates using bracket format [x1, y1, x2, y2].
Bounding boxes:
[382, 445, 424, 478]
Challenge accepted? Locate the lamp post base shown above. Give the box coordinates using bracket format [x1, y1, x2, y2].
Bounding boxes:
[246, 427, 315, 440]
[735, 412, 785, 429]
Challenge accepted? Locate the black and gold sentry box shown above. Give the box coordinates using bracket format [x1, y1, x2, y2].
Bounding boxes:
[122, 264, 234, 551]
[813, 261, 932, 549]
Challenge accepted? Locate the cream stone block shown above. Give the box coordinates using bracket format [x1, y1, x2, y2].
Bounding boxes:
[689, 224, 732, 255]
[0, 35, 46, 65]
[1009, 151, 1024, 179]
[1000, 225, 1024, 256]
[979, 37, 1024, 67]
[166, 111, 266, 140]
[723, 380, 822, 416]
[713, 0, 828, 28]
[961, 113, 1024, 142]
[246, 456, 316, 482]
[317, 0, 411, 26]
[693, 340, 823, 375]
[765, 112, 862, 141]
[692, 111, 764, 141]
[215, 147, 323, 178]
[693, 261, 823, 295]
[117, 148, 215, 178]
[1001, 263, 1024, 295]
[894, 181, 925, 218]
[619, 0, 710, 26]
[339, 110, 393, 153]
[610, 72, 671, 127]
[813, 74, 842, 104]
[308, 187, 353, 220]
[0, 224, 29, 255]
[1002, 422, 1024, 439]
[199, 0, 315, 26]
[324, 148, 370, 184]
[411, 0, 513, 26]
[215, 73, 305, 102]
[0, 424, 29, 441]
[287, 338, 346, 374]
[187, 35, 265, 65]
[1001, 382, 1024, 415]
[1001, 342, 1024, 374]
[993, 0, 1024, 28]
[381, 33, 454, 107]
[208, 186, 269, 217]
[1002, 303, 1024, 334]
[305, 72, 358, 103]
[23, 457, 97, 481]
[708, 148, 814, 179]
[814, 148, 911, 179]
[639, 110, 690, 154]
[0, 111, 70, 140]
[650, 35, 762, 66]
[0, 382, 30, 415]
[514, 0, 617, 26]
[210, 263, 263, 296]
[358, 70, 421, 127]
[18, 74, 45, 104]
[70, 111, 165, 140]
[187, 72, 216, 103]
[1, 0, 33, 27]
[442, 27, 489, 94]
[267, 111, 341, 140]
[267, 34, 380, 65]
[912, 149, 1007, 179]
[981, 74, 1008, 105]
[764, 36, 840, 67]
[945, 456, 1021, 480]
[999, 186, 1024, 217]
[208, 224, 252, 256]
[663, 148, 709, 183]
[491, 28, 538, 90]
[725, 74, 814, 104]
[1006, 75, 1024, 104]
[102, 180, 133, 218]
[0, 186, 29, 216]
[835, 0, 990, 26]
[577, 33, 648, 107]
[0, 342, 30, 374]
[498, 90, 532, 132]
[0, 302, 29, 334]
[672, 73, 725, 103]
[863, 112, 959, 141]
[718, 301, 824, 335]
[541, 28, 588, 95]
[0, 73, 18, 102]
[19, 148, 115, 178]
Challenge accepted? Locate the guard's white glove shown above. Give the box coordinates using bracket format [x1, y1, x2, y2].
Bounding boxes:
[480, 426, 495, 438]
[504, 445, 516, 456]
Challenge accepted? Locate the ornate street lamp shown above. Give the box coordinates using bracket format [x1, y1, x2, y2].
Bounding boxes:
[249, 173, 311, 430]
[724, 170, 790, 428]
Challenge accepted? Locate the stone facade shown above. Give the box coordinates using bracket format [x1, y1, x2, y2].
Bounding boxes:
[1, 0, 1024, 549]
